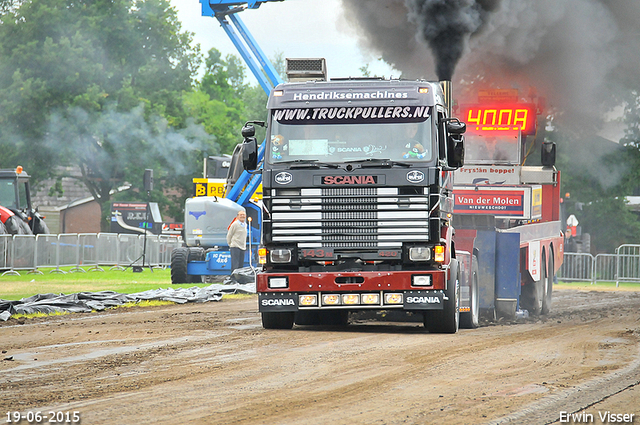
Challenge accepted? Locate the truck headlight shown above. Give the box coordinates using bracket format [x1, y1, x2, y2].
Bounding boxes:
[409, 247, 431, 261]
[270, 249, 292, 263]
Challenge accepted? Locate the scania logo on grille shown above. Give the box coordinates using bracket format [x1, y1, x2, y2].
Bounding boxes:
[322, 175, 377, 185]
[275, 172, 293, 185]
[406, 170, 425, 184]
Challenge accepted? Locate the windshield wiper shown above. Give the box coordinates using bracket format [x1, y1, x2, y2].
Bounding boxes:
[276, 159, 340, 169]
[344, 158, 412, 168]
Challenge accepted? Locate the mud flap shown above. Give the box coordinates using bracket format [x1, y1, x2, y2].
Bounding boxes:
[495, 232, 520, 319]
[403, 290, 444, 310]
[258, 292, 298, 312]
[475, 230, 497, 311]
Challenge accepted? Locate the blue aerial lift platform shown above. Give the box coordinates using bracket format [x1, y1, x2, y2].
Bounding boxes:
[170, 1, 283, 283]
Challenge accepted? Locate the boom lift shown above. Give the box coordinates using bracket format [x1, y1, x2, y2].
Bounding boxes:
[170, 0, 283, 282]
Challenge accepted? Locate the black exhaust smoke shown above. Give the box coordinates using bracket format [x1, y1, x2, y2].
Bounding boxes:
[406, 0, 499, 80]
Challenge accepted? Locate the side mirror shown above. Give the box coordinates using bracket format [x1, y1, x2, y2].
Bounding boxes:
[447, 134, 465, 169]
[242, 125, 258, 171]
[541, 141, 556, 167]
[242, 124, 256, 138]
[446, 120, 466, 135]
[444, 118, 465, 169]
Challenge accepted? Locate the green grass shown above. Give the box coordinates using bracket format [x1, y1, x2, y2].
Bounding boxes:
[556, 280, 640, 291]
[0, 267, 221, 301]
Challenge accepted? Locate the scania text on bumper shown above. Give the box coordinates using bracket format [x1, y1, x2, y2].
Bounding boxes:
[259, 290, 445, 312]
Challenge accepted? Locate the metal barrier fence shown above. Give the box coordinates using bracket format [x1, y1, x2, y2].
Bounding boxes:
[0, 233, 182, 276]
[559, 244, 640, 286]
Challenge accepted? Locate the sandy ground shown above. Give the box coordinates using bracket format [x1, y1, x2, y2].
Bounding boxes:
[1, 288, 639, 425]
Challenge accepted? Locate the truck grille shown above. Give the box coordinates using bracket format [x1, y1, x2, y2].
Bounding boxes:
[269, 187, 430, 248]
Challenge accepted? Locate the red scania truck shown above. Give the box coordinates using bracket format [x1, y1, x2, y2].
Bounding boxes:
[246, 73, 563, 331]
[242, 62, 468, 332]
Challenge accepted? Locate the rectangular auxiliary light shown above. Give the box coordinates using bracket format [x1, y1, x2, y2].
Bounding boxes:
[384, 293, 403, 305]
[322, 294, 341, 306]
[299, 294, 318, 306]
[361, 294, 380, 305]
[268, 277, 288, 289]
[412, 275, 432, 287]
[342, 294, 360, 305]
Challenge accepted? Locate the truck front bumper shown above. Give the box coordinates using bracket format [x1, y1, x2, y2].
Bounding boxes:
[257, 270, 447, 312]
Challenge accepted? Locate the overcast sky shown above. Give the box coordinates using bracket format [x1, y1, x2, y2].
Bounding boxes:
[171, 0, 399, 84]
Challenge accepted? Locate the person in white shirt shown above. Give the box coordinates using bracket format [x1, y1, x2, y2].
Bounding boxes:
[226, 209, 247, 273]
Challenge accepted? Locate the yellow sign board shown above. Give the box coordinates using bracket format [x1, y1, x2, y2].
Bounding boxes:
[192, 178, 263, 201]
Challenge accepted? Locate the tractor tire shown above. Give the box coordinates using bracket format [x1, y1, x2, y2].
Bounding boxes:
[262, 312, 295, 329]
[187, 247, 205, 283]
[170, 247, 189, 284]
[424, 258, 460, 333]
[460, 257, 480, 329]
[31, 215, 50, 235]
[541, 253, 554, 315]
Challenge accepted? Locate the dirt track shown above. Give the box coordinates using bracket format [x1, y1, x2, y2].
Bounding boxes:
[1, 288, 639, 425]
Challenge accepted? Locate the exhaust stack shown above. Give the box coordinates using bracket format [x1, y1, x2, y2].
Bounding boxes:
[440, 80, 452, 117]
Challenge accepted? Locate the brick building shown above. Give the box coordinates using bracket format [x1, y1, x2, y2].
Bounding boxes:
[31, 166, 129, 234]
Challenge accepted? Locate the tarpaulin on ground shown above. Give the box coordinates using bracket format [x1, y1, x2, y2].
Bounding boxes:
[0, 268, 256, 321]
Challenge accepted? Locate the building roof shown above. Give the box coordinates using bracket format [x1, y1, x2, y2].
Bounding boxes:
[32, 166, 130, 211]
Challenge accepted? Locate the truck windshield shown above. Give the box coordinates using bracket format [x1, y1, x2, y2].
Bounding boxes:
[463, 133, 520, 165]
[268, 106, 433, 164]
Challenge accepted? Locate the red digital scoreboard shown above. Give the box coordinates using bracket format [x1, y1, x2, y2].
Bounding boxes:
[460, 104, 537, 135]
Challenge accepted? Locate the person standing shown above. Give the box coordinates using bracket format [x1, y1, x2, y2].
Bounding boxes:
[226, 209, 247, 273]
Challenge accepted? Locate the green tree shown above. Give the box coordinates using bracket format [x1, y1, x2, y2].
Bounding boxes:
[185, 48, 286, 155]
[184, 49, 247, 155]
[0, 0, 207, 228]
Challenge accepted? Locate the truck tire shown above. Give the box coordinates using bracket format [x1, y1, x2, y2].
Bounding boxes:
[424, 258, 460, 334]
[170, 247, 189, 284]
[520, 252, 545, 316]
[541, 253, 553, 315]
[460, 257, 480, 329]
[262, 312, 295, 329]
[532, 252, 546, 316]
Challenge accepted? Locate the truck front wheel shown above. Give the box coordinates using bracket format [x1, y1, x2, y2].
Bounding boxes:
[262, 312, 295, 329]
[424, 258, 460, 334]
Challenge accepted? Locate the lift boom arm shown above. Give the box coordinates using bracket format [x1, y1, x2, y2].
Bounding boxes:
[199, 0, 284, 95]
[199, 0, 286, 204]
